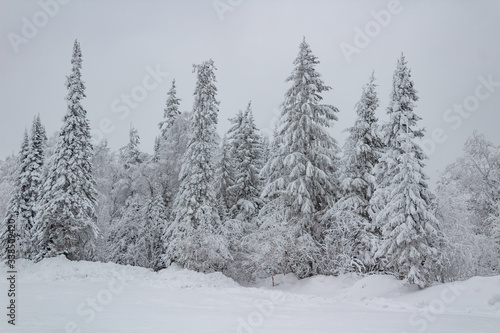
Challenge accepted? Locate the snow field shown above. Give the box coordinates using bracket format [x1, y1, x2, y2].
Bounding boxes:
[1, 256, 499, 333]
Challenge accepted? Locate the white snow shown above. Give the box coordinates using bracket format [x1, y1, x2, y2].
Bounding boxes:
[1, 256, 499, 332]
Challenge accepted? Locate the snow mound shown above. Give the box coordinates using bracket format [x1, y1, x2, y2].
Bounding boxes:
[4, 255, 238, 289]
[344, 274, 418, 300]
[255, 272, 500, 316]
[257, 273, 359, 297]
[11, 256, 151, 283]
[153, 264, 239, 289]
[403, 275, 500, 316]
[1, 258, 499, 332]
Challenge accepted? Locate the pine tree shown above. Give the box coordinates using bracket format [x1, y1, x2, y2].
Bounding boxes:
[0, 130, 31, 259]
[259, 38, 340, 277]
[226, 102, 264, 222]
[164, 60, 230, 272]
[90, 139, 118, 261]
[1, 116, 47, 259]
[26, 115, 47, 227]
[143, 193, 167, 271]
[155, 111, 191, 212]
[216, 135, 236, 220]
[120, 125, 142, 168]
[159, 79, 181, 139]
[155, 79, 183, 208]
[152, 136, 161, 163]
[260, 135, 271, 170]
[0, 154, 18, 221]
[338, 72, 381, 219]
[33, 40, 98, 261]
[109, 194, 144, 266]
[109, 191, 166, 270]
[325, 72, 382, 272]
[16, 130, 33, 256]
[371, 54, 440, 287]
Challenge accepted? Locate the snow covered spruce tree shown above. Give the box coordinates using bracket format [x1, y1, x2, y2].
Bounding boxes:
[158, 79, 181, 139]
[0, 115, 47, 260]
[220, 103, 265, 281]
[1, 131, 30, 259]
[155, 79, 187, 209]
[143, 192, 168, 270]
[226, 102, 264, 223]
[109, 191, 166, 271]
[258, 38, 340, 278]
[338, 72, 381, 221]
[164, 60, 230, 272]
[323, 72, 383, 273]
[109, 194, 144, 266]
[32, 40, 98, 261]
[120, 126, 142, 168]
[28, 115, 47, 209]
[216, 135, 236, 221]
[370, 54, 440, 287]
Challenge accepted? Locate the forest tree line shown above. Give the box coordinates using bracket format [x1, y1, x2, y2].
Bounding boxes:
[1, 39, 499, 288]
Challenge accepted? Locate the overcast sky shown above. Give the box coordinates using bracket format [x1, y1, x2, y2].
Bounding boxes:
[1, 0, 499, 187]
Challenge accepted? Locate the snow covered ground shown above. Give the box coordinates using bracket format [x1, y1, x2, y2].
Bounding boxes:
[1, 256, 499, 333]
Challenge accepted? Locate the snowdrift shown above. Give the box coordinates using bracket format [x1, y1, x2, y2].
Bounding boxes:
[14, 256, 239, 289]
[1, 256, 499, 333]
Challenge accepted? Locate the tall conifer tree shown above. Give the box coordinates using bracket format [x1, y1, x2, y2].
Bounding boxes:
[33, 40, 98, 261]
[371, 54, 440, 287]
[164, 60, 230, 272]
[259, 38, 340, 277]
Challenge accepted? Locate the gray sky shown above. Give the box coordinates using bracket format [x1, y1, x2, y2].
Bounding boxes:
[1, 0, 499, 187]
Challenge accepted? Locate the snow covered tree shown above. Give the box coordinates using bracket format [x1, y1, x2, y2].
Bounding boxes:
[216, 135, 236, 220]
[143, 192, 168, 270]
[0, 154, 18, 233]
[0, 115, 47, 260]
[120, 126, 142, 168]
[32, 40, 98, 261]
[258, 38, 340, 278]
[242, 203, 290, 280]
[371, 54, 440, 287]
[324, 72, 383, 272]
[152, 136, 161, 163]
[109, 194, 144, 266]
[27, 114, 47, 210]
[109, 189, 166, 270]
[154, 111, 191, 213]
[260, 135, 271, 170]
[154, 79, 185, 207]
[338, 72, 381, 220]
[436, 177, 496, 280]
[218, 104, 265, 281]
[164, 60, 230, 272]
[0, 130, 31, 259]
[159, 79, 181, 139]
[437, 132, 500, 278]
[226, 102, 264, 222]
[20, 115, 48, 258]
[448, 132, 500, 235]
